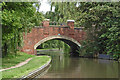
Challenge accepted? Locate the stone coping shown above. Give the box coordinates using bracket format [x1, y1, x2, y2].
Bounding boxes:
[67, 20, 75, 22]
[44, 19, 50, 21]
[21, 56, 51, 79]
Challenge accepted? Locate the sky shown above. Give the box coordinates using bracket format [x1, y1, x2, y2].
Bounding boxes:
[39, 0, 52, 14]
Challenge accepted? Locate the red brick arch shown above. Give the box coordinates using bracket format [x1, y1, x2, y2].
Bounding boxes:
[34, 35, 81, 50]
[21, 20, 86, 55]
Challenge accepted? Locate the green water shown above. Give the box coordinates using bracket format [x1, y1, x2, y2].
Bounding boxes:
[36, 51, 119, 78]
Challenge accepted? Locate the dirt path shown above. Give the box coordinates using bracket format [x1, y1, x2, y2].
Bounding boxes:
[1, 58, 32, 71]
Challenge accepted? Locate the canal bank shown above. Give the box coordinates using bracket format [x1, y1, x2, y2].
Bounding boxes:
[2, 54, 51, 78]
[36, 48, 63, 55]
[21, 57, 51, 78]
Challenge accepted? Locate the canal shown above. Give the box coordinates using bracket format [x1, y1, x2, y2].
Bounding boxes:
[36, 51, 119, 78]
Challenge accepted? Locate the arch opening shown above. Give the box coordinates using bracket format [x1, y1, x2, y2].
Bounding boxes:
[34, 35, 81, 56]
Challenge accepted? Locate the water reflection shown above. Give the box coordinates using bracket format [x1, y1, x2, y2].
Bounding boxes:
[36, 51, 119, 78]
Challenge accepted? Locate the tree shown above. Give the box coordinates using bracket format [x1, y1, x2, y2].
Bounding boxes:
[49, 2, 120, 58]
[45, 2, 79, 23]
[2, 2, 44, 57]
[77, 2, 120, 59]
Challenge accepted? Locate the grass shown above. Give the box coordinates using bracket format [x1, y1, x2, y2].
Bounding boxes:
[2, 52, 35, 69]
[2, 56, 51, 78]
[0, 71, 1, 80]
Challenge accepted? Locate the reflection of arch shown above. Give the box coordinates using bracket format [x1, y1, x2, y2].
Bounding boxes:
[34, 35, 81, 55]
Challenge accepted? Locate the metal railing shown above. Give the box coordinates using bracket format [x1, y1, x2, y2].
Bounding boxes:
[49, 22, 67, 27]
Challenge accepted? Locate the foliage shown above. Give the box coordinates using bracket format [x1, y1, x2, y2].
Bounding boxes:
[77, 2, 120, 59]
[2, 2, 44, 57]
[100, 27, 120, 59]
[45, 2, 79, 25]
[34, 12, 44, 26]
[38, 40, 70, 54]
[78, 40, 98, 57]
[39, 40, 63, 49]
[47, 2, 120, 59]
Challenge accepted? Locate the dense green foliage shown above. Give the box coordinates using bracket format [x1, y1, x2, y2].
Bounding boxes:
[78, 3, 120, 59]
[46, 2, 120, 59]
[40, 40, 63, 49]
[2, 2, 44, 57]
[38, 40, 71, 54]
[45, 2, 79, 26]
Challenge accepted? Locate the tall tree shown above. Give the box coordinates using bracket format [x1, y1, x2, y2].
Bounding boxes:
[2, 2, 44, 57]
[46, 2, 120, 58]
[77, 2, 120, 58]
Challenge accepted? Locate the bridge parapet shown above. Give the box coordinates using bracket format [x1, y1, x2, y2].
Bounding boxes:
[36, 19, 84, 30]
[40, 19, 75, 29]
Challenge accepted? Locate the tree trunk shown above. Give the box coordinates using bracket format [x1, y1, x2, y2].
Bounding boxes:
[4, 43, 8, 56]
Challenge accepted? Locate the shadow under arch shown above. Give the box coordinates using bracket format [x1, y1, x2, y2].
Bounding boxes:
[34, 35, 81, 56]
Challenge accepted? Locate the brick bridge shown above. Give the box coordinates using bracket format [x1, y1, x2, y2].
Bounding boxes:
[21, 20, 86, 56]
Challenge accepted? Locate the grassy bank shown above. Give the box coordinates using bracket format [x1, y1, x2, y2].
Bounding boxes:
[2, 52, 35, 69]
[2, 52, 51, 78]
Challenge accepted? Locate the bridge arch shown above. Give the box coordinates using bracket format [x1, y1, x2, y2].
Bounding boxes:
[34, 35, 81, 56]
[21, 20, 86, 55]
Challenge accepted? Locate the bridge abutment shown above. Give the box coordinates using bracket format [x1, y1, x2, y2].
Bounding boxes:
[70, 46, 79, 56]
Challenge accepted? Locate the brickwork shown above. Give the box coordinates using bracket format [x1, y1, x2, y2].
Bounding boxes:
[21, 20, 86, 55]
